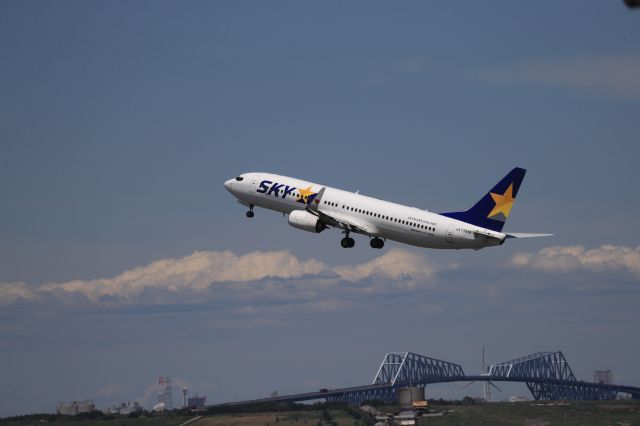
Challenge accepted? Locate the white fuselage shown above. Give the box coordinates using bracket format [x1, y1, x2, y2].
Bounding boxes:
[224, 172, 506, 250]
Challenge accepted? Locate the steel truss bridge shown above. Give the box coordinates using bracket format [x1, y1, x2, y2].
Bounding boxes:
[221, 351, 640, 407]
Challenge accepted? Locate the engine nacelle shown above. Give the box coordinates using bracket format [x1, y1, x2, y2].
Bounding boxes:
[288, 210, 327, 233]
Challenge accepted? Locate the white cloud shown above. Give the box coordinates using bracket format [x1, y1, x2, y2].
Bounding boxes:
[34, 250, 326, 304]
[0, 282, 39, 305]
[334, 249, 436, 281]
[476, 54, 640, 101]
[511, 245, 640, 277]
[0, 249, 437, 306]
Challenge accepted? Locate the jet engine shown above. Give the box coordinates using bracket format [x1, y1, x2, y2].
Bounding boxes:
[288, 210, 327, 233]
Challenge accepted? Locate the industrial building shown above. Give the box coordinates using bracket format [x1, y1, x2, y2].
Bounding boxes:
[188, 395, 206, 409]
[106, 401, 143, 415]
[158, 376, 173, 410]
[56, 400, 95, 416]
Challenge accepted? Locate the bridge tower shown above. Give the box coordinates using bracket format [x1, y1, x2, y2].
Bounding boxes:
[482, 346, 491, 402]
[489, 351, 617, 400]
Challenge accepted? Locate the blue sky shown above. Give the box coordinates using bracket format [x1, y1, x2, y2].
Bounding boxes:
[1, 1, 639, 416]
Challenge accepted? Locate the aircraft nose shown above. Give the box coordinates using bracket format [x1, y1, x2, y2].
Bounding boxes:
[224, 178, 235, 192]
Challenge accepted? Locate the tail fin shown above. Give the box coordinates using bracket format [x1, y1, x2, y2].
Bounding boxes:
[440, 167, 526, 232]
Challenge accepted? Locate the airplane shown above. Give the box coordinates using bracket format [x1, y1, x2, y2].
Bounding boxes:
[223, 167, 551, 250]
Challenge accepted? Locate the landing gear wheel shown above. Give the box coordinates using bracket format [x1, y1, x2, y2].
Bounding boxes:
[370, 238, 384, 249]
[341, 237, 355, 248]
[246, 205, 255, 218]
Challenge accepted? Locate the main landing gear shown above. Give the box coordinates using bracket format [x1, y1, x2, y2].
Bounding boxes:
[340, 231, 355, 248]
[340, 232, 385, 249]
[370, 238, 384, 249]
[246, 205, 254, 218]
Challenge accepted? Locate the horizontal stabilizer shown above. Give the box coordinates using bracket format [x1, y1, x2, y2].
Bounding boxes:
[505, 233, 554, 239]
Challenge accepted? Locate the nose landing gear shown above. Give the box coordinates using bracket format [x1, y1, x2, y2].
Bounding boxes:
[246, 205, 255, 218]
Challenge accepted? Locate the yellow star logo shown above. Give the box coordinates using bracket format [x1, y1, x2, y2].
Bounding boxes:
[297, 185, 315, 203]
[487, 183, 515, 219]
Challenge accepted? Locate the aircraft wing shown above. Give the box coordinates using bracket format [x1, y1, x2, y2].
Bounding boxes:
[317, 209, 379, 235]
[304, 188, 379, 235]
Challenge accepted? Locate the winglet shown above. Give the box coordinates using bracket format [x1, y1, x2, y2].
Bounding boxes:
[306, 187, 325, 211]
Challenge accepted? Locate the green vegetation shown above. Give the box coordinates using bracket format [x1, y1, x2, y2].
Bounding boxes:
[195, 409, 369, 426]
[3, 400, 640, 426]
[421, 400, 640, 426]
[0, 412, 191, 426]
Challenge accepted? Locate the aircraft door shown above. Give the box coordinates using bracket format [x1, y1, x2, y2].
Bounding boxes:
[445, 224, 455, 243]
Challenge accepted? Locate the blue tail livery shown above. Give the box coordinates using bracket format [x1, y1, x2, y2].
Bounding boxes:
[440, 167, 526, 232]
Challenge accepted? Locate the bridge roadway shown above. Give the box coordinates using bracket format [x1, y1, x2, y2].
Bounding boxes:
[217, 376, 640, 407]
[217, 383, 391, 406]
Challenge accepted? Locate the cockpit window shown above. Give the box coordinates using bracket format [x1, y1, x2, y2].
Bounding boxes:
[235, 176, 244, 181]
